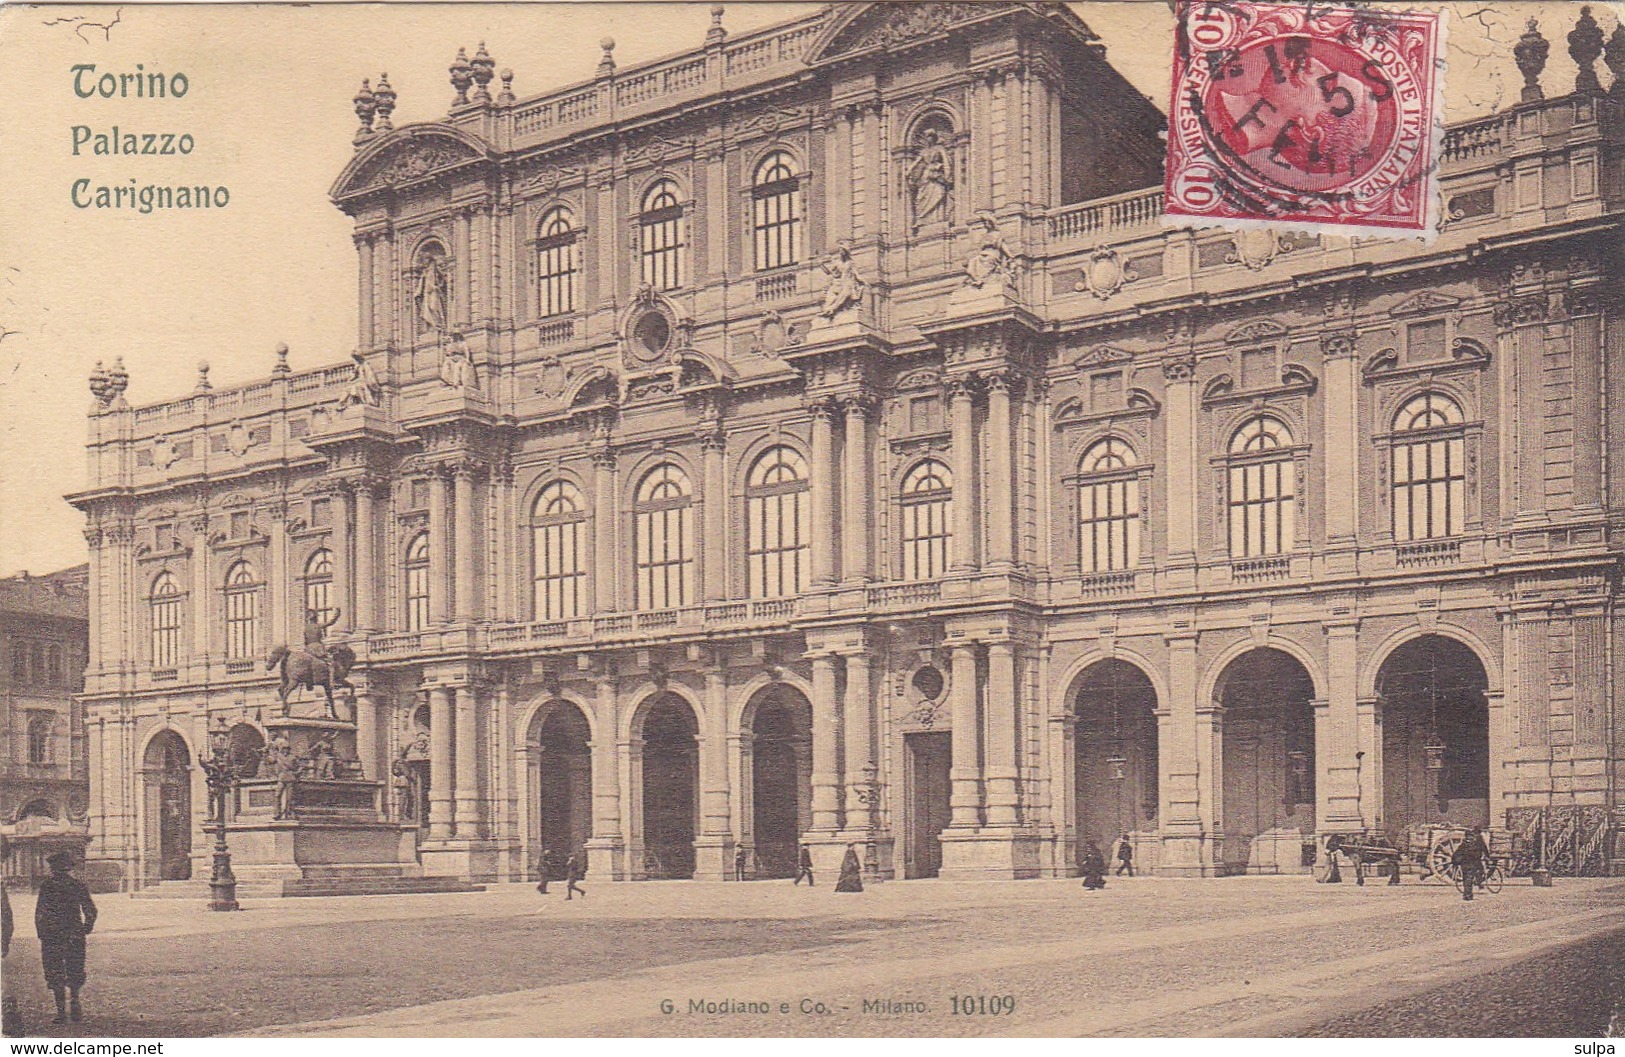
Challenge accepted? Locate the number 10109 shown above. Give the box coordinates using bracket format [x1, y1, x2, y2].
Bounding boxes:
[950, 995, 1016, 1015]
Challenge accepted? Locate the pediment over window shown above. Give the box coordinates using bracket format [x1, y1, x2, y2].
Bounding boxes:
[564, 365, 621, 409]
[1074, 345, 1135, 369]
[803, 2, 1084, 65]
[1054, 387, 1159, 426]
[330, 125, 494, 205]
[1389, 291, 1462, 317]
[1225, 319, 1288, 344]
[675, 350, 737, 390]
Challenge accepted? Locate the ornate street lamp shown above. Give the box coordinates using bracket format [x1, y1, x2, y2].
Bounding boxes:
[1106, 752, 1129, 783]
[1423, 731, 1447, 772]
[200, 720, 250, 911]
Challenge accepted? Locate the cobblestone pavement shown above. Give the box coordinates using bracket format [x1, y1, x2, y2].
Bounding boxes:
[0, 875, 1620, 1037]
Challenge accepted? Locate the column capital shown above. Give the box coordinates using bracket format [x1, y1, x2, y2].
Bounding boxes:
[945, 373, 981, 400]
[839, 392, 877, 418]
[1161, 355, 1197, 383]
[806, 396, 840, 421]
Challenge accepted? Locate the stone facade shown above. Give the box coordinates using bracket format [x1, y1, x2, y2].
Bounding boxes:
[69, 3, 1624, 887]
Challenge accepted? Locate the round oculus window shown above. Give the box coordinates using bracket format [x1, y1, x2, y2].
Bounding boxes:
[632, 310, 671, 361]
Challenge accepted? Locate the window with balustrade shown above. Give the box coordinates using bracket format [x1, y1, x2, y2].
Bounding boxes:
[303, 548, 336, 628]
[532, 480, 587, 620]
[536, 206, 579, 318]
[1227, 415, 1297, 558]
[901, 459, 953, 581]
[634, 463, 694, 610]
[752, 151, 802, 272]
[149, 571, 182, 668]
[639, 179, 685, 291]
[405, 533, 431, 632]
[1391, 392, 1466, 542]
[1077, 437, 1141, 573]
[745, 446, 810, 598]
[224, 560, 260, 660]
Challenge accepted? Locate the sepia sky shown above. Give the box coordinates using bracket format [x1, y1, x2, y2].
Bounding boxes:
[0, 0, 1618, 575]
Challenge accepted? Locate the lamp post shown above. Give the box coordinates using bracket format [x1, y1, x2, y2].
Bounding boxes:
[200, 721, 243, 911]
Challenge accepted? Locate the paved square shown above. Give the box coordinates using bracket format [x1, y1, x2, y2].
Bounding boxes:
[2, 876, 1621, 1037]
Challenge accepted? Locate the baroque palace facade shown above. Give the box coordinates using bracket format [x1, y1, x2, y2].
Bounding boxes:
[71, 3, 1625, 887]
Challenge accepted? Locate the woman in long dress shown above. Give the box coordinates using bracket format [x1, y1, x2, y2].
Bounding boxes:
[835, 844, 864, 893]
[1081, 840, 1107, 890]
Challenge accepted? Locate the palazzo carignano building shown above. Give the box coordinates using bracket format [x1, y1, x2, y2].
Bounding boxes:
[70, 3, 1625, 891]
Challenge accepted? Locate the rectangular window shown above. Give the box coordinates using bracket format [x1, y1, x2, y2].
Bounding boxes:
[636, 506, 693, 609]
[538, 238, 577, 317]
[640, 210, 685, 291]
[533, 520, 585, 619]
[1408, 319, 1447, 362]
[152, 597, 181, 667]
[1229, 459, 1295, 557]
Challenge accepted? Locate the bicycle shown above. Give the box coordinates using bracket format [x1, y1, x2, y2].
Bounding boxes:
[1447, 855, 1505, 895]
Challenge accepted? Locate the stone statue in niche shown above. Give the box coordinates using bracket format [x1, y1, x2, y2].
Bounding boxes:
[439, 332, 479, 390]
[964, 210, 1019, 289]
[907, 126, 954, 230]
[414, 249, 450, 333]
[338, 350, 382, 409]
[818, 242, 866, 319]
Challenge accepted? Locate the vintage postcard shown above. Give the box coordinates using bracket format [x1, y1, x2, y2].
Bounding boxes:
[0, 0, 1622, 1043]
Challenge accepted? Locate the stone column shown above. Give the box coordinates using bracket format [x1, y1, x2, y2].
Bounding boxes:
[587, 670, 625, 878]
[809, 401, 837, 586]
[190, 516, 210, 665]
[268, 504, 289, 648]
[696, 665, 733, 877]
[841, 397, 872, 583]
[357, 235, 375, 349]
[984, 640, 1020, 826]
[353, 684, 381, 782]
[453, 463, 478, 622]
[353, 479, 377, 631]
[948, 377, 979, 573]
[428, 470, 451, 625]
[1356, 697, 1382, 831]
[1321, 336, 1358, 549]
[984, 373, 1015, 570]
[454, 684, 481, 837]
[1321, 620, 1362, 829]
[428, 685, 454, 839]
[842, 651, 875, 829]
[1162, 357, 1198, 569]
[1159, 631, 1205, 874]
[330, 485, 351, 630]
[948, 642, 982, 827]
[702, 431, 727, 601]
[592, 448, 617, 614]
[809, 652, 842, 831]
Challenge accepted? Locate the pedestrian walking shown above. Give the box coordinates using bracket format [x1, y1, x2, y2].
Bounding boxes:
[835, 844, 864, 893]
[1451, 826, 1489, 902]
[734, 846, 748, 882]
[1080, 840, 1107, 890]
[35, 851, 97, 1024]
[793, 844, 814, 886]
[565, 854, 586, 900]
[1114, 833, 1134, 877]
[535, 847, 550, 895]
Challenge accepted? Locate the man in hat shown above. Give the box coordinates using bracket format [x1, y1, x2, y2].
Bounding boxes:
[793, 844, 814, 886]
[1451, 825, 1489, 902]
[36, 851, 97, 1024]
[564, 854, 585, 901]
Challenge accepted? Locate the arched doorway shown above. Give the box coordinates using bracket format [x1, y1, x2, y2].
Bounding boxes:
[528, 701, 593, 872]
[639, 693, 698, 879]
[745, 685, 812, 879]
[1074, 660, 1158, 865]
[1377, 635, 1490, 833]
[1217, 649, 1316, 874]
[142, 730, 192, 882]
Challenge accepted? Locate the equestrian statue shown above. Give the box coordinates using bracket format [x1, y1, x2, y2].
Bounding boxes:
[266, 608, 355, 719]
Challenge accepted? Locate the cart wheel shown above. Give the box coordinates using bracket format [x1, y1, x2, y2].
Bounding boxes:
[1484, 864, 1504, 894]
[1429, 835, 1461, 885]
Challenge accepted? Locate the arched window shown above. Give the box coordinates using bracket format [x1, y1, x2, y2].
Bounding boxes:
[901, 460, 953, 581]
[303, 549, 336, 629]
[639, 179, 685, 291]
[752, 151, 802, 272]
[26, 713, 52, 764]
[1227, 415, 1296, 558]
[532, 481, 587, 620]
[405, 533, 431, 632]
[1391, 392, 1466, 542]
[746, 446, 810, 598]
[1078, 437, 1141, 573]
[536, 206, 578, 318]
[150, 571, 182, 668]
[224, 560, 259, 660]
[634, 463, 694, 610]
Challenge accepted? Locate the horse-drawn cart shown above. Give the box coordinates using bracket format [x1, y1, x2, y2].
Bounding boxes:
[1318, 825, 1517, 886]
[1403, 824, 1515, 884]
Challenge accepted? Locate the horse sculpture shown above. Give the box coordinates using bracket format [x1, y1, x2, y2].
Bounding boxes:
[266, 643, 356, 718]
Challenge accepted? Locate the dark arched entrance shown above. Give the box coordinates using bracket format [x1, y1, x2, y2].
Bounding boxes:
[1074, 660, 1158, 864]
[640, 693, 698, 879]
[746, 685, 812, 879]
[1377, 635, 1490, 832]
[143, 729, 192, 882]
[1217, 649, 1316, 874]
[529, 701, 593, 870]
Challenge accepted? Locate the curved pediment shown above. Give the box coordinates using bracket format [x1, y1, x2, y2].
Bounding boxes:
[330, 124, 495, 204]
[803, 2, 1091, 65]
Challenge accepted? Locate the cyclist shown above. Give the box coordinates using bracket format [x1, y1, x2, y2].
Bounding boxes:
[1451, 825, 1489, 901]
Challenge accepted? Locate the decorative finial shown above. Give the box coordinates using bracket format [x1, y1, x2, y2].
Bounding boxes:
[1570, 6, 1605, 94]
[196, 360, 212, 392]
[497, 68, 516, 105]
[1605, 23, 1625, 95]
[89, 361, 112, 408]
[597, 37, 616, 77]
[1515, 19, 1550, 102]
[107, 356, 129, 404]
[273, 342, 290, 377]
[450, 47, 473, 106]
[471, 41, 495, 103]
[353, 77, 376, 148]
[707, 5, 727, 45]
[373, 73, 396, 131]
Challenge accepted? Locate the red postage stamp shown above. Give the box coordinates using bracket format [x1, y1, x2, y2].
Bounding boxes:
[1165, 1, 1445, 237]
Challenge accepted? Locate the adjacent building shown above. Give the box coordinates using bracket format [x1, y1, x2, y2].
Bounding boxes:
[70, 3, 1624, 887]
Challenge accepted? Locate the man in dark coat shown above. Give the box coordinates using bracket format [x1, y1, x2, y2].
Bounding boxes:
[793, 844, 814, 886]
[734, 847, 748, 882]
[535, 847, 551, 895]
[564, 854, 585, 900]
[1451, 826, 1489, 902]
[1114, 834, 1135, 877]
[1080, 840, 1107, 890]
[36, 851, 97, 1023]
[835, 844, 864, 893]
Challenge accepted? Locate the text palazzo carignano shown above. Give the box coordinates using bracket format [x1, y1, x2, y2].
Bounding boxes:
[68, 64, 231, 213]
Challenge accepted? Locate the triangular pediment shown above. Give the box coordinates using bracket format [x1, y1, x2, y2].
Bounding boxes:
[1389, 291, 1462, 317]
[804, 2, 1092, 65]
[331, 125, 494, 203]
